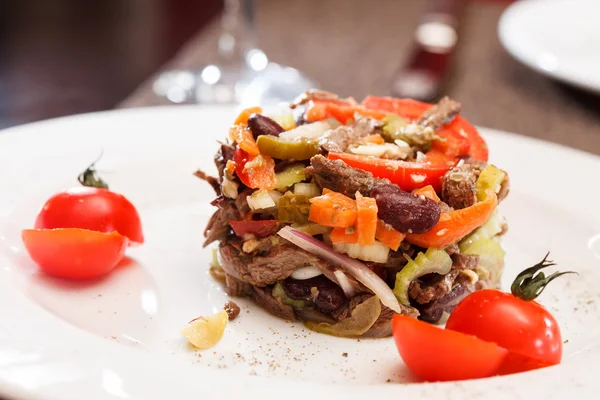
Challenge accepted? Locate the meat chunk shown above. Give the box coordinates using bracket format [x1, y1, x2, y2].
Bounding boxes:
[417, 284, 473, 323]
[409, 270, 460, 304]
[214, 143, 235, 181]
[251, 286, 296, 321]
[224, 274, 253, 297]
[193, 169, 220, 195]
[416, 96, 461, 131]
[408, 252, 480, 305]
[290, 89, 347, 109]
[308, 155, 390, 198]
[441, 163, 478, 209]
[224, 301, 241, 320]
[451, 253, 480, 270]
[319, 126, 355, 153]
[203, 197, 240, 247]
[219, 240, 329, 286]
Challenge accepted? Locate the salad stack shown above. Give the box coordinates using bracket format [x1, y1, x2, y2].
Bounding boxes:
[199, 90, 509, 338]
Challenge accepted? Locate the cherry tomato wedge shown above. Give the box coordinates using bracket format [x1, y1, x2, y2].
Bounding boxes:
[230, 220, 278, 239]
[328, 152, 451, 192]
[22, 228, 128, 280]
[446, 289, 563, 371]
[35, 187, 144, 245]
[392, 315, 508, 382]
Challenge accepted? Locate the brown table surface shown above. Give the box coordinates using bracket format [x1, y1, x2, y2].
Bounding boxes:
[119, 0, 600, 156]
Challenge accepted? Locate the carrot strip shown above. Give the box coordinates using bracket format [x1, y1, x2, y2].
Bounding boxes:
[331, 227, 359, 244]
[356, 192, 378, 246]
[406, 192, 498, 249]
[229, 125, 259, 156]
[362, 134, 385, 145]
[309, 191, 357, 228]
[412, 185, 441, 203]
[375, 220, 405, 251]
[234, 106, 262, 125]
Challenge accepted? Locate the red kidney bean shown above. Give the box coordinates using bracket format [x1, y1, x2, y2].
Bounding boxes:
[370, 184, 440, 234]
[282, 275, 346, 312]
[247, 114, 285, 138]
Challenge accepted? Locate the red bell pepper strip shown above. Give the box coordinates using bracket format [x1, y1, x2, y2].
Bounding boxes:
[230, 220, 278, 238]
[360, 96, 488, 162]
[233, 148, 277, 190]
[327, 152, 451, 192]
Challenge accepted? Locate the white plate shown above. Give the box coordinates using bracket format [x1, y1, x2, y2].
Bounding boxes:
[498, 0, 600, 94]
[1, 106, 600, 400]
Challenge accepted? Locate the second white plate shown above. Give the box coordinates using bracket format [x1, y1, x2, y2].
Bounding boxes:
[499, 0, 600, 94]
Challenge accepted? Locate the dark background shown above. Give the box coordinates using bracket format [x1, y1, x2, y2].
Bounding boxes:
[0, 0, 222, 129]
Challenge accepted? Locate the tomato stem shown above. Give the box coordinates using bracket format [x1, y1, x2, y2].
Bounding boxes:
[510, 252, 577, 301]
[78, 151, 109, 189]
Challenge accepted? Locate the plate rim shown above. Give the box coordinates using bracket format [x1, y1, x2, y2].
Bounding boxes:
[1, 105, 600, 400]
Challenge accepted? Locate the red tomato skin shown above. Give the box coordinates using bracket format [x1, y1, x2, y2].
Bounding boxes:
[392, 315, 507, 382]
[35, 187, 144, 245]
[446, 289, 563, 368]
[22, 228, 128, 280]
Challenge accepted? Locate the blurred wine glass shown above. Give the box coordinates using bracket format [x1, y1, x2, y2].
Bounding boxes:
[153, 0, 317, 106]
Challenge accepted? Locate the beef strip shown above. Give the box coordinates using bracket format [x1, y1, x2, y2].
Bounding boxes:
[416, 96, 461, 131]
[319, 125, 355, 153]
[441, 163, 479, 209]
[251, 286, 297, 321]
[225, 274, 253, 297]
[409, 270, 460, 304]
[352, 116, 382, 137]
[203, 197, 240, 247]
[452, 253, 480, 270]
[214, 143, 235, 181]
[308, 154, 390, 198]
[193, 169, 220, 195]
[408, 253, 480, 305]
[220, 240, 330, 286]
[417, 284, 473, 323]
[319, 118, 380, 153]
[290, 89, 346, 109]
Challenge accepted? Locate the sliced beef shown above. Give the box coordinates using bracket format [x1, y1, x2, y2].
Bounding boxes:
[408, 252, 480, 305]
[319, 125, 355, 153]
[203, 197, 240, 247]
[193, 169, 220, 195]
[214, 143, 235, 181]
[441, 163, 478, 209]
[225, 274, 253, 297]
[452, 253, 480, 270]
[444, 243, 459, 256]
[308, 154, 390, 198]
[409, 270, 460, 304]
[417, 284, 473, 323]
[219, 240, 329, 286]
[352, 116, 382, 138]
[290, 89, 346, 109]
[416, 96, 461, 131]
[251, 286, 296, 321]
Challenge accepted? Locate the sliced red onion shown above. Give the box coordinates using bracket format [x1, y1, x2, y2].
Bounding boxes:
[278, 226, 402, 313]
[291, 266, 323, 280]
[333, 270, 357, 298]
